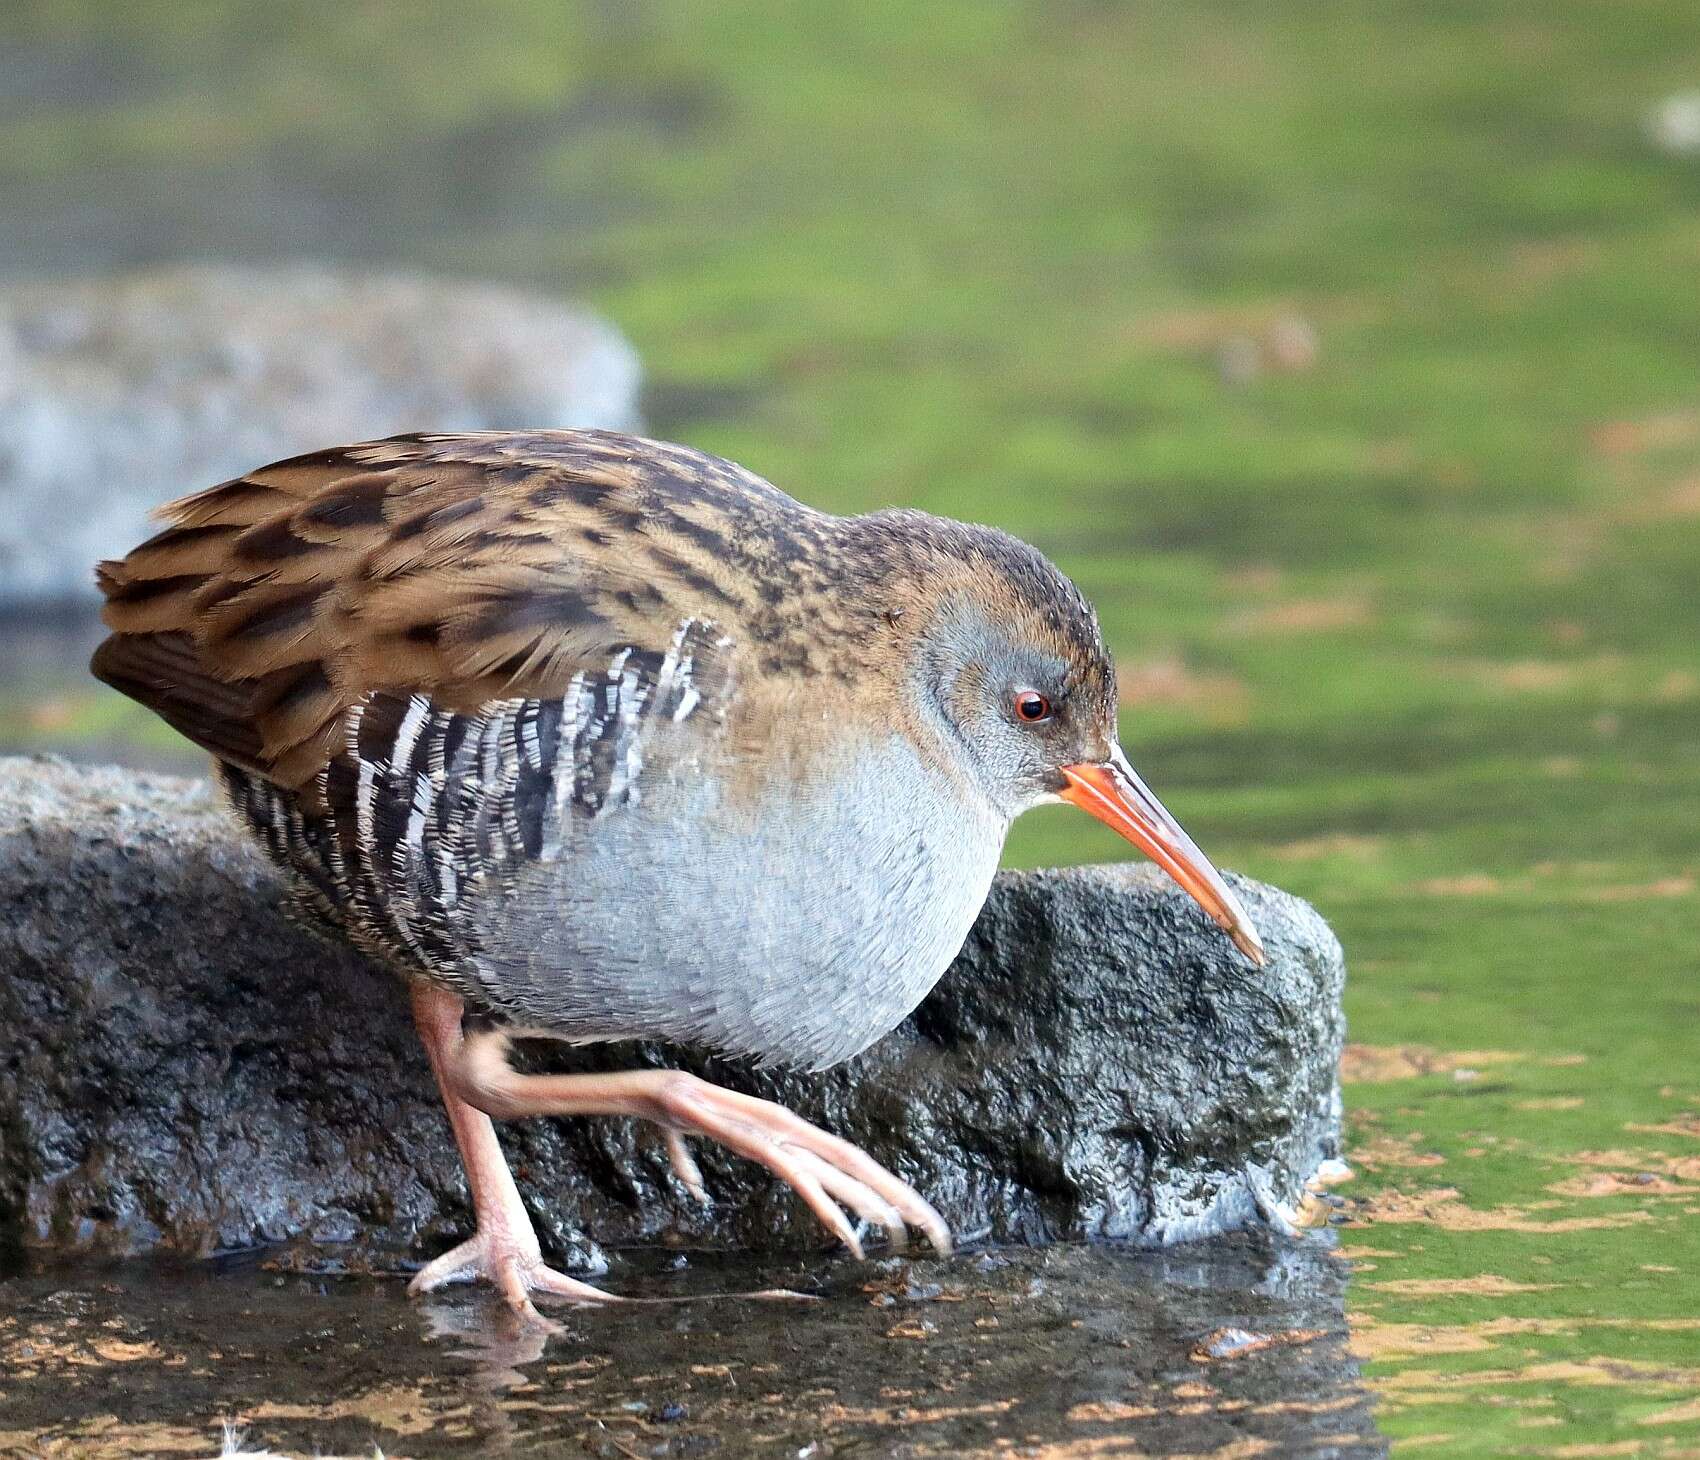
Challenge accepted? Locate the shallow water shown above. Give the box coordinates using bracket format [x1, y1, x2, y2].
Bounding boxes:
[5, 3, 1700, 1455]
[1, 1238, 1383, 1458]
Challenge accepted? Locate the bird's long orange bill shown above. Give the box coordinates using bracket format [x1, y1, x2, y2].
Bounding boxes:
[1060, 750, 1267, 967]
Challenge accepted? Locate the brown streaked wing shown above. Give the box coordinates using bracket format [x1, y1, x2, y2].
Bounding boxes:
[91, 430, 782, 797]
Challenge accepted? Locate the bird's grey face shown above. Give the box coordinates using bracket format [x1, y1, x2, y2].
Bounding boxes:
[914, 593, 1267, 967]
[922, 617, 1116, 818]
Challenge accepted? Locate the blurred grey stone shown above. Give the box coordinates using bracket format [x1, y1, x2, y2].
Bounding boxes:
[1217, 333, 1263, 386]
[0, 266, 643, 606]
[0, 755, 1347, 1270]
[1646, 91, 1700, 158]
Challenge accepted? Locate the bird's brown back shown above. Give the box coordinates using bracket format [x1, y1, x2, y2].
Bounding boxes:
[93, 431, 862, 797]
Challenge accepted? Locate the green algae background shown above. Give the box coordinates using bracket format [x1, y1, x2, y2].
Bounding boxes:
[3, 2, 1699, 1453]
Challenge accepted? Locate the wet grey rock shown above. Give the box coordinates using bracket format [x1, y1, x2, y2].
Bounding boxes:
[0, 755, 1347, 1270]
[0, 266, 643, 606]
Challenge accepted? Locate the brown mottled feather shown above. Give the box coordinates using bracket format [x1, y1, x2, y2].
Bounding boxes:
[94, 431, 808, 795]
[93, 429, 1115, 804]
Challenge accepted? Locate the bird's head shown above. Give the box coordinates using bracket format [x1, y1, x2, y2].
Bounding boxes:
[871, 511, 1266, 967]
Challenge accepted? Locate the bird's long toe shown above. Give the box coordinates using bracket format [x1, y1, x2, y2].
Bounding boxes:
[409, 1231, 618, 1324]
[664, 1130, 711, 1205]
[655, 1077, 952, 1258]
[786, 1147, 910, 1252]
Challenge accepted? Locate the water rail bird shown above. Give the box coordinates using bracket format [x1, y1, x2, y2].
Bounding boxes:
[91, 429, 1264, 1320]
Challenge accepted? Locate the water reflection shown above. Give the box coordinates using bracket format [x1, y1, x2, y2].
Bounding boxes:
[0, 1237, 1384, 1457]
[417, 1297, 552, 1394]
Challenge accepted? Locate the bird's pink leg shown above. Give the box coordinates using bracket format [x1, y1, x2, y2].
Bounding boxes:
[446, 1026, 953, 1261]
[408, 983, 618, 1322]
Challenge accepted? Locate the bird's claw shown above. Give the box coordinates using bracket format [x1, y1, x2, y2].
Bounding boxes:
[409, 1229, 618, 1328]
[665, 1130, 711, 1205]
[651, 1075, 952, 1260]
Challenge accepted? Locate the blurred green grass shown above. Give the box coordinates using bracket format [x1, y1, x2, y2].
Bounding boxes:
[5, 2, 1700, 1453]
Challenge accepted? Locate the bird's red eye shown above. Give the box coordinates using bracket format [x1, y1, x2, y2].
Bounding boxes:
[1014, 690, 1052, 723]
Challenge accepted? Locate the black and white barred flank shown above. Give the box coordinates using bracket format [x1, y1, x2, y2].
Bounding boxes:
[220, 618, 733, 992]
